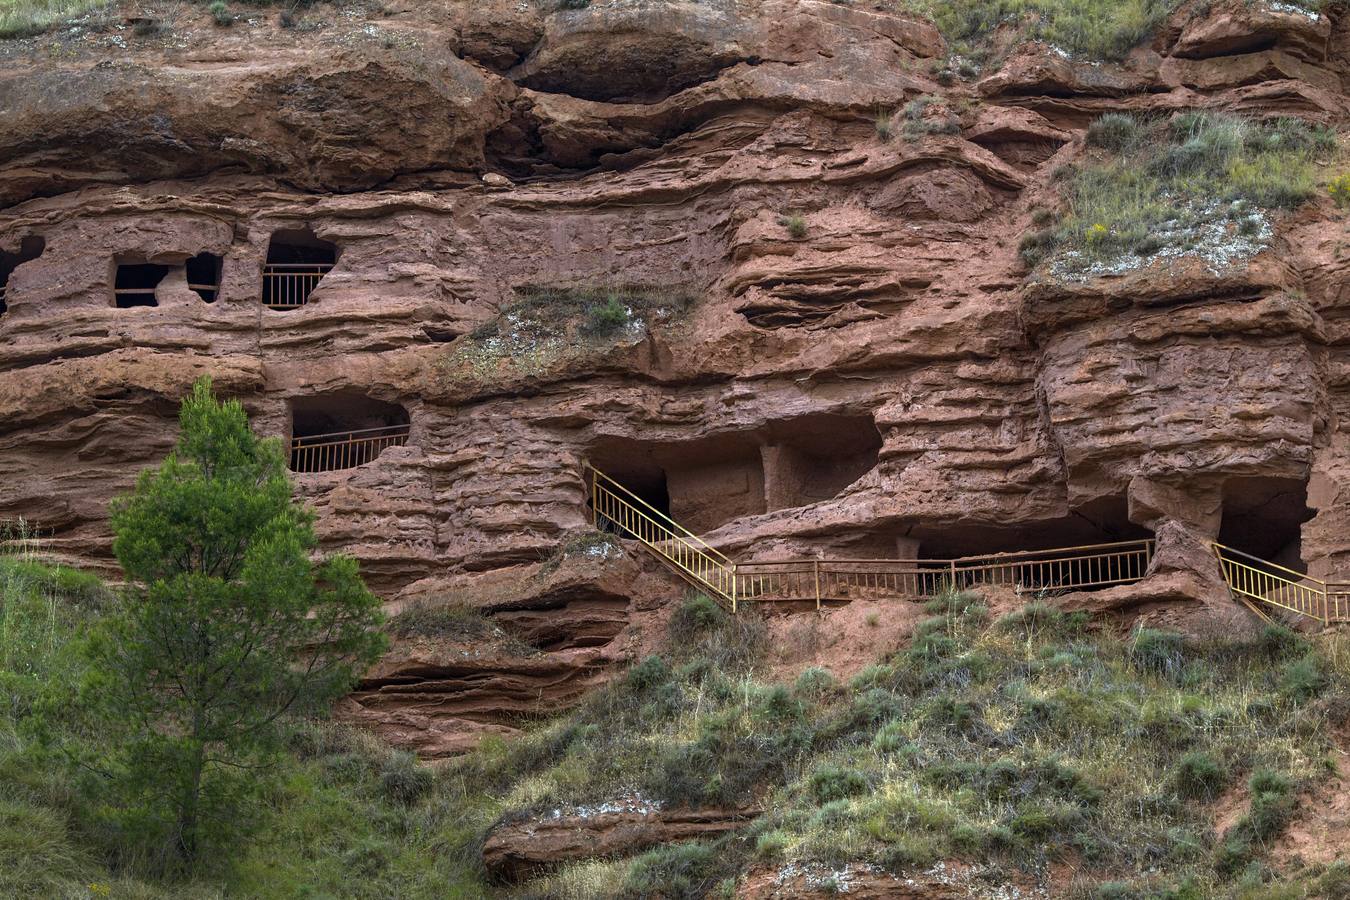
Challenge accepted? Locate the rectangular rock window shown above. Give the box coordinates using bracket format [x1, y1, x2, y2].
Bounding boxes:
[186, 252, 222, 303]
[0, 236, 46, 318]
[113, 262, 169, 308]
[263, 228, 338, 310]
[289, 394, 410, 473]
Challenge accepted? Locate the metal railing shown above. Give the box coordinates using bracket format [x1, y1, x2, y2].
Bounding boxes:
[587, 466, 739, 607]
[1212, 542, 1350, 625]
[586, 469, 1159, 612]
[736, 540, 1155, 608]
[289, 423, 409, 473]
[263, 263, 333, 310]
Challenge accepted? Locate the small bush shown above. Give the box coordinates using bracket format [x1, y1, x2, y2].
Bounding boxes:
[1173, 751, 1227, 800]
[209, 0, 231, 25]
[1087, 113, 1144, 153]
[582, 295, 630, 336]
[1281, 655, 1328, 702]
[1329, 173, 1350, 210]
[379, 752, 434, 805]
[874, 111, 894, 142]
[754, 830, 791, 859]
[779, 214, 808, 239]
[626, 655, 672, 693]
[794, 666, 837, 699]
[669, 594, 726, 641]
[809, 766, 868, 803]
[1130, 628, 1185, 677]
[624, 841, 721, 900]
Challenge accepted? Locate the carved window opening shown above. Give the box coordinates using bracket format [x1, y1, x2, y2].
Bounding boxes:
[288, 394, 410, 473]
[1218, 476, 1312, 572]
[186, 252, 223, 303]
[0, 236, 44, 317]
[586, 413, 882, 534]
[263, 228, 338, 310]
[113, 261, 169, 308]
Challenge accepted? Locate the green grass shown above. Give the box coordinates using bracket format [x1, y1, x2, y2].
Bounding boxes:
[445, 285, 691, 386]
[6, 561, 1348, 898]
[469, 593, 1348, 897]
[0, 556, 488, 898]
[1024, 112, 1336, 277]
[899, 0, 1183, 62]
[0, 0, 110, 39]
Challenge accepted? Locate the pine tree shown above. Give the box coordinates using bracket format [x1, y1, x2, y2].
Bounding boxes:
[83, 377, 386, 865]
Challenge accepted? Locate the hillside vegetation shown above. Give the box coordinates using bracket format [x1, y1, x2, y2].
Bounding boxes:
[7, 557, 1349, 898]
[1021, 113, 1338, 279]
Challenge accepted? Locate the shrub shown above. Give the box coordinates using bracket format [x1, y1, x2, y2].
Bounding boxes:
[379, 752, 434, 805]
[794, 666, 837, 699]
[669, 594, 726, 640]
[874, 111, 894, 142]
[388, 599, 494, 640]
[209, 1, 231, 25]
[1173, 751, 1227, 800]
[624, 841, 721, 900]
[279, 8, 296, 27]
[809, 766, 868, 803]
[754, 830, 790, 858]
[779, 214, 808, 239]
[625, 655, 672, 694]
[1281, 655, 1328, 702]
[1130, 628, 1186, 677]
[1087, 113, 1144, 153]
[582, 295, 630, 336]
[1329, 173, 1350, 210]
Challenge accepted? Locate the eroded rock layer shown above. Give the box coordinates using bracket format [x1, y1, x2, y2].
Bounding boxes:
[3, 0, 1350, 752]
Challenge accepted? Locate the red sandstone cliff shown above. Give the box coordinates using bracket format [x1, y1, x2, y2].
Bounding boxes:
[2, 0, 1349, 754]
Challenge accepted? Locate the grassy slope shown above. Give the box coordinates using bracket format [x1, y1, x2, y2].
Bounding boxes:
[1021, 113, 1338, 276]
[5, 563, 1350, 898]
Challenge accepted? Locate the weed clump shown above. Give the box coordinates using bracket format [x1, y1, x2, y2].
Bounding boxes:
[1174, 751, 1228, 800]
[779, 213, 808, 239]
[1028, 113, 1334, 278]
[209, 0, 231, 25]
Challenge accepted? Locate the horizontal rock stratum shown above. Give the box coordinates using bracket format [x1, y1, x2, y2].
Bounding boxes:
[2, 0, 1349, 755]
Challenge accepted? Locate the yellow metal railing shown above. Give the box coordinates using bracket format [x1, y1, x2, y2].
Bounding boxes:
[263, 263, 333, 310]
[736, 540, 1155, 609]
[1212, 542, 1349, 625]
[290, 424, 409, 473]
[587, 466, 739, 608]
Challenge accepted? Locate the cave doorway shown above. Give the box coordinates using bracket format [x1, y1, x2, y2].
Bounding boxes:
[761, 413, 882, 511]
[0, 236, 44, 317]
[904, 495, 1155, 593]
[1218, 476, 1312, 571]
[263, 228, 338, 310]
[113, 261, 169, 308]
[288, 394, 410, 473]
[186, 252, 222, 303]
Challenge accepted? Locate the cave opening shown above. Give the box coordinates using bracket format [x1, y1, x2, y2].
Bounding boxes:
[186, 252, 223, 302]
[586, 412, 882, 534]
[113, 260, 169, 308]
[0, 236, 44, 317]
[1218, 476, 1312, 571]
[903, 496, 1155, 592]
[264, 228, 338, 310]
[288, 394, 410, 473]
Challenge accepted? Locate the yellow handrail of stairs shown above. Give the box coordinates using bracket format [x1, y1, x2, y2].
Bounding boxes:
[1211, 542, 1348, 625]
[585, 470, 1348, 624]
[587, 465, 739, 609]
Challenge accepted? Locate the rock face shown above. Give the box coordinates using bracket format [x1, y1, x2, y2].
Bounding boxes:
[2, 0, 1350, 751]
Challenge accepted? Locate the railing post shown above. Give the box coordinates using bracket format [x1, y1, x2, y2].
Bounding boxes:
[814, 559, 821, 611]
[949, 559, 956, 594]
[730, 563, 737, 614]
